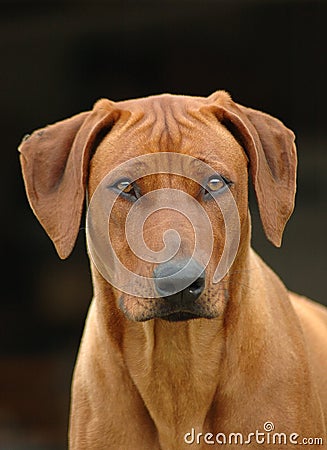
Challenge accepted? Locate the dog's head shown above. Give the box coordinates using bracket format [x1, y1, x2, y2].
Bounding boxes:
[19, 91, 296, 322]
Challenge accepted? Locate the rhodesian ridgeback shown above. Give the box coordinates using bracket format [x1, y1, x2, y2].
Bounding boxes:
[19, 91, 327, 449]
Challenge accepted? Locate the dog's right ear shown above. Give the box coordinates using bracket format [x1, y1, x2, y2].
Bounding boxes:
[19, 100, 119, 259]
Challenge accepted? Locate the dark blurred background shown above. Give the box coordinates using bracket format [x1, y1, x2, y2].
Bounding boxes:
[1, 1, 326, 448]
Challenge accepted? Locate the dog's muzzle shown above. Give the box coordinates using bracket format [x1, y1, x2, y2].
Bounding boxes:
[153, 258, 206, 321]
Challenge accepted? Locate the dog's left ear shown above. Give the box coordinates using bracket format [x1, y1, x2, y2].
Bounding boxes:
[208, 91, 297, 247]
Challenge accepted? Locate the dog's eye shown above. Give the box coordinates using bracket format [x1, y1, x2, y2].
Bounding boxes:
[111, 179, 140, 202]
[116, 180, 134, 193]
[207, 177, 225, 192]
[203, 175, 231, 200]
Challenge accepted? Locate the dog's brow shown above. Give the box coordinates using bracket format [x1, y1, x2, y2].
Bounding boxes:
[187, 156, 215, 180]
[131, 160, 149, 172]
[118, 160, 151, 178]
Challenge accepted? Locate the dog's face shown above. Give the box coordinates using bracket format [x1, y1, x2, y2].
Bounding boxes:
[87, 95, 249, 321]
[19, 91, 297, 323]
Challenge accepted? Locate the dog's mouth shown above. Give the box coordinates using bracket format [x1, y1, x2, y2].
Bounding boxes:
[159, 311, 203, 322]
[119, 293, 219, 322]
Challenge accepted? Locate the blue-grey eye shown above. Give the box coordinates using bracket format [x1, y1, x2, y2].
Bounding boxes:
[207, 177, 225, 192]
[203, 175, 231, 199]
[111, 179, 140, 202]
[116, 180, 134, 193]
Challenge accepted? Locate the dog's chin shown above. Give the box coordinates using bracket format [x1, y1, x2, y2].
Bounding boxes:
[130, 310, 212, 322]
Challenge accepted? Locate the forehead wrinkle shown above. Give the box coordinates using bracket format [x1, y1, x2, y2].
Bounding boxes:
[151, 100, 169, 150]
[115, 95, 215, 153]
[144, 98, 190, 152]
[117, 96, 209, 154]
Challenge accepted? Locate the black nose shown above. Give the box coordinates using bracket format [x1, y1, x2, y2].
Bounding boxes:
[153, 259, 205, 301]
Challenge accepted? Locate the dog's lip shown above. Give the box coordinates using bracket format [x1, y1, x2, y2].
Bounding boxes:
[118, 294, 217, 322]
[155, 303, 207, 321]
[159, 311, 203, 322]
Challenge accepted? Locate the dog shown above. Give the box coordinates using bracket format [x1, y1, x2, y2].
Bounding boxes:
[19, 91, 327, 449]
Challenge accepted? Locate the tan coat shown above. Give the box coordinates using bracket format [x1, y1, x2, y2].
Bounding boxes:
[19, 91, 327, 449]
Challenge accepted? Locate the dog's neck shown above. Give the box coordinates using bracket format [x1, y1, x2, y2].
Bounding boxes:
[123, 315, 225, 447]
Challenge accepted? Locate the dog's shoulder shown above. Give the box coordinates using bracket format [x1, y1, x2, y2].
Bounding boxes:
[290, 292, 327, 324]
[289, 291, 327, 347]
[289, 292, 327, 413]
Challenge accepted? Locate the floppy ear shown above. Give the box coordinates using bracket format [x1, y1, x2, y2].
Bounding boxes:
[19, 99, 118, 259]
[208, 91, 297, 247]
